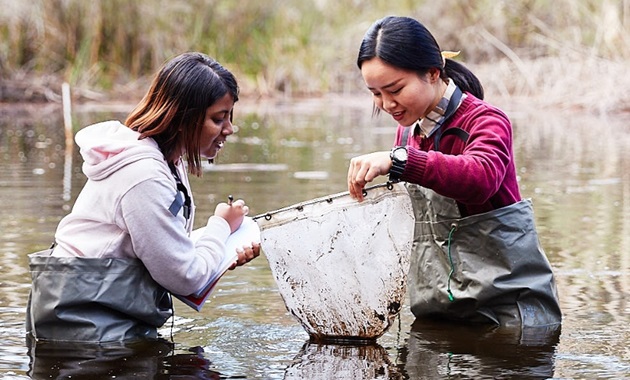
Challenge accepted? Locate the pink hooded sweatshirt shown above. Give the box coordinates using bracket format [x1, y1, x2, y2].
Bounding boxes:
[53, 120, 231, 296]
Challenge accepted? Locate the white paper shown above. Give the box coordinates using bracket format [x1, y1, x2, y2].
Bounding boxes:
[176, 216, 261, 310]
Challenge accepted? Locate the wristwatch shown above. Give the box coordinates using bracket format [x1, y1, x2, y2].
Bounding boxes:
[389, 146, 408, 182]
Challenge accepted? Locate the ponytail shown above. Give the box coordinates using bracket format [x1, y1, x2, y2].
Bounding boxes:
[443, 59, 484, 100]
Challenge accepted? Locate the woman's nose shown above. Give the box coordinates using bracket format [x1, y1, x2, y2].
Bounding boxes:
[223, 119, 234, 135]
[382, 94, 396, 112]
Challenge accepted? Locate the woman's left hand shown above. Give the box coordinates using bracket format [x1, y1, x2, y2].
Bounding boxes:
[230, 242, 261, 269]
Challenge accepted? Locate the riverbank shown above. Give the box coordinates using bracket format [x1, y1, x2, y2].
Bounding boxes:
[2, 56, 629, 118]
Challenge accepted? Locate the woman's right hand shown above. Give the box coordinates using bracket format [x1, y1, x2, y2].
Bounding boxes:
[347, 151, 392, 201]
[214, 199, 249, 233]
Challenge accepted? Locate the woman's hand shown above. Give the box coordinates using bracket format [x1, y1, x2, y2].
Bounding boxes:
[229, 242, 261, 269]
[214, 199, 249, 233]
[347, 151, 392, 201]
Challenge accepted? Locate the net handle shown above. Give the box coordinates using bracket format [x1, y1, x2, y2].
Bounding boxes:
[252, 181, 396, 222]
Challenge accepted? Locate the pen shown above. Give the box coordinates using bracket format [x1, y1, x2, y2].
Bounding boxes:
[228, 195, 234, 206]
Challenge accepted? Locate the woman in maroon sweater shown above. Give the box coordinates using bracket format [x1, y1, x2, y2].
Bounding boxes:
[347, 16, 561, 328]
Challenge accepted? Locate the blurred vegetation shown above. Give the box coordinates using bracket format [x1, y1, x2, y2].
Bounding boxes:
[0, 0, 629, 111]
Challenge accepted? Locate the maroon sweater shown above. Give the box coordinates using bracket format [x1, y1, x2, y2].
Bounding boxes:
[395, 93, 521, 216]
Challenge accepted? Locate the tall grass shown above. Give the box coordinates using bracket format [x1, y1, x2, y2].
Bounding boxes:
[1, 0, 628, 109]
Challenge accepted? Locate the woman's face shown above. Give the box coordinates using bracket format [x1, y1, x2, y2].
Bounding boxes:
[361, 57, 442, 127]
[199, 93, 235, 159]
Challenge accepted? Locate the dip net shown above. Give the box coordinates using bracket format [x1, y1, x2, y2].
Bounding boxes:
[253, 182, 415, 342]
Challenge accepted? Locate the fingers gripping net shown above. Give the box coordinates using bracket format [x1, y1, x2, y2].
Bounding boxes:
[254, 183, 415, 341]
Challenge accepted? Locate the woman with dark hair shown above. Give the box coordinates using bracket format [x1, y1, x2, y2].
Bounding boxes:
[26, 52, 260, 342]
[347, 16, 561, 328]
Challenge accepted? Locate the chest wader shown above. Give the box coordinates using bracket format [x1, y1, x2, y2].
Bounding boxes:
[406, 187, 562, 327]
[400, 95, 562, 327]
[26, 249, 173, 342]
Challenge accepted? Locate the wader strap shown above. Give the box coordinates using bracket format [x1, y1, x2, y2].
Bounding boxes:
[439, 127, 470, 146]
[400, 123, 470, 150]
[168, 162, 191, 220]
[432, 86, 467, 151]
[402, 86, 470, 217]
[401, 126, 411, 146]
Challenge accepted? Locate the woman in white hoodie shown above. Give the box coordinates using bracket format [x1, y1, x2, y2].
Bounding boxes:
[26, 52, 260, 342]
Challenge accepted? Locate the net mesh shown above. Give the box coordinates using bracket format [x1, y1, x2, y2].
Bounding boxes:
[254, 182, 415, 341]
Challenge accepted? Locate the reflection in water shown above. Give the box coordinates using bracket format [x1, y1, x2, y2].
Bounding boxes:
[27, 336, 222, 379]
[284, 341, 403, 380]
[401, 319, 561, 380]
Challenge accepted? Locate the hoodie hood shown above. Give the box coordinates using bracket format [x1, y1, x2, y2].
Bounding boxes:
[75, 121, 165, 181]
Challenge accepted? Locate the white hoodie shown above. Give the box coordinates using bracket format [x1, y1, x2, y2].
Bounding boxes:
[53, 121, 231, 296]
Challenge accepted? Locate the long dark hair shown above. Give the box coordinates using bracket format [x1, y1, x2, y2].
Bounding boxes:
[357, 16, 484, 100]
[125, 52, 239, 176]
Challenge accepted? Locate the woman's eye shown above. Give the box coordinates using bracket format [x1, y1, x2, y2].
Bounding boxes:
[212, 111, 231, 125]
[391, 88, 402, 94]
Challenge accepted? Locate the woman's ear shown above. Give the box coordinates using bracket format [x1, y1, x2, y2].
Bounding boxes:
[428, 68, 440, 83]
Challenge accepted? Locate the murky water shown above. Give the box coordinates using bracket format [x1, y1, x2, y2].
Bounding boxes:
[1, 99, 629, 379]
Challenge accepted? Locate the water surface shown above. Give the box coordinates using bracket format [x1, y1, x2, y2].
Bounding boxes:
[1, 99, 629, 379]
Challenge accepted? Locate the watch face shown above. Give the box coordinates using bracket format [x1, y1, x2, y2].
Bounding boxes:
[393, 148, 408, 161]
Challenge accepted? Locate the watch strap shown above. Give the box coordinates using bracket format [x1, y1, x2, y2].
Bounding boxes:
[389, 147, 407, 182]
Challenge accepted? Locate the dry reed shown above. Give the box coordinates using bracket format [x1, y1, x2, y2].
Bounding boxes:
[0, 0, 628, 113]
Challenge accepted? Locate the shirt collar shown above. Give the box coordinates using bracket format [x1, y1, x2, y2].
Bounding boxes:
[415, 79, 465, 138]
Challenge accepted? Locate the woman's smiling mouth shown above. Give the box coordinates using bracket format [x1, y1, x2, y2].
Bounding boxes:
[391, 110, 405, 122]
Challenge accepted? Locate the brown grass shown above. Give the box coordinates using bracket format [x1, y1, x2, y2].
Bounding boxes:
[1, 0, 628, 114]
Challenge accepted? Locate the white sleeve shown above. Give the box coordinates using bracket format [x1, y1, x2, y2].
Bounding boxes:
[118, 177, 231, 296]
